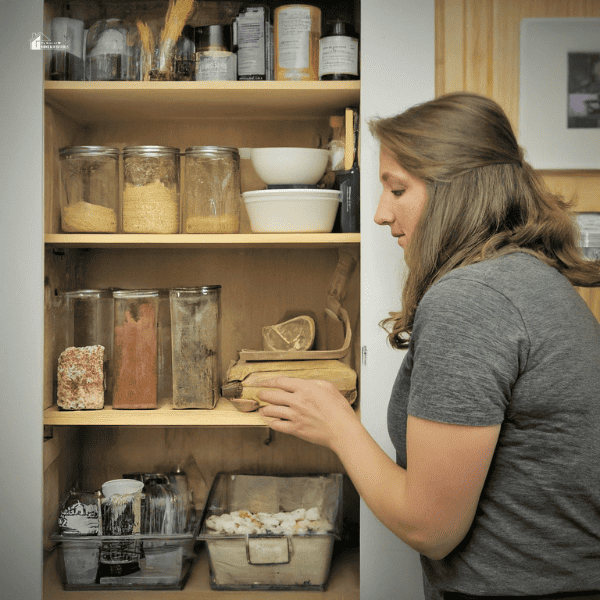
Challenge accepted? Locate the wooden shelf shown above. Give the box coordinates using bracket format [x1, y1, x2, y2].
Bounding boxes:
[44, 233, 360, 249]
[44, 398, 269, 427]
[44, 81, 361, 123]
[44, 544, 360, 599]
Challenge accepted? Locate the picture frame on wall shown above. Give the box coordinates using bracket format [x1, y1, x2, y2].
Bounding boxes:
[519, 18, 600, 170]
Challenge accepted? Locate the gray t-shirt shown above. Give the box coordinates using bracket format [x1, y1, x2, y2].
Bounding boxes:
[387, 253, 600, 598]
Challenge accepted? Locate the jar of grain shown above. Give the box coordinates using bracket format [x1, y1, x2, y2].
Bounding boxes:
[122, 146, 181, 234]
[183, 147, 241, 233]
[112, 290, 159, 409]
[59, 146, 119, 233]
[62, 289, 114, 404]
[169, 286, 221, 409]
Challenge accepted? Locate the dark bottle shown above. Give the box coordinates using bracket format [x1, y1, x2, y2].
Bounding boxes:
[319, 20, 359, 81]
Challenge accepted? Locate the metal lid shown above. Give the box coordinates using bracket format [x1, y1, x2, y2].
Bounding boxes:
[322, 20, 358, 38]
[112, 289, 160, 298]
[169, 286, 221, 296]
[59, 146, 119, 157]
[62, 289, 113, 298]
[122, 145, 180, 157]
[195, 24, 232, 51]
[184, 146, 239, 158]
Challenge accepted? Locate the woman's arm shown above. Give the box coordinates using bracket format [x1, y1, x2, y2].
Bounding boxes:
[258, 377, 500, 560]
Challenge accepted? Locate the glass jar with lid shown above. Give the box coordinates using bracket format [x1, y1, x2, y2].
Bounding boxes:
[122, 146, 181, 234]
[169, 286, 221, 409]
[112, 290, 159, 409]
[183, 146, 240, 233]
[59, 146, 119, 233]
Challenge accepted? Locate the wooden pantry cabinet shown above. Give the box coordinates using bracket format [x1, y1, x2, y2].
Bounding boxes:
[42, 2, 362, 597]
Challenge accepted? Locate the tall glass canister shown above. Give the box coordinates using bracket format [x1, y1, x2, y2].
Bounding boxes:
[122, 146, 181, 234]
[169, 286, 221, 409]
[113, 290, 159, 409]
[62, 289, 114, 404]
[157, 289, 173, 404]
[183, 146, 241, 233]
[59, 146, 119, 233]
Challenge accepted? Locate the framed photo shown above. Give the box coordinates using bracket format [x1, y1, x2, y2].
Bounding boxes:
[519, 18, 600, 170]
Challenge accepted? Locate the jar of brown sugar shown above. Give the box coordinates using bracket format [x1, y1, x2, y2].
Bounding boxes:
[183, 146, 241, 234]
[112, 290, 159, 409]
[122, 146, 181, 234]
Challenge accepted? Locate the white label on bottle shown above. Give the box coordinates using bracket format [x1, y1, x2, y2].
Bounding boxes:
[195, 53, 237, 81]
[319, 37, 359, 77]
[277, 6, 312, 69]
[238, 7, 266, 77]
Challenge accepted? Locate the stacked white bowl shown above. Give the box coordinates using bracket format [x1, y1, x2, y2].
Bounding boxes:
[243, 147, 340, 233]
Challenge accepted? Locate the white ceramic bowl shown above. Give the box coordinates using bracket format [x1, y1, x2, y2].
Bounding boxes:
[250, 147, 330, 185]
[101, 478, 144, 498]
[243, 188, 340, 233]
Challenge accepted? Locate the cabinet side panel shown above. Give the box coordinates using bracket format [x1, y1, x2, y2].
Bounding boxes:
[44, 105, 88, 234]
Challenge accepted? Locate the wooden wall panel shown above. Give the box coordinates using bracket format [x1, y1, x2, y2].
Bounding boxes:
[435, 0, 600, 318]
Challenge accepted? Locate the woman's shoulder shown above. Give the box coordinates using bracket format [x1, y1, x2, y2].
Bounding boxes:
[434, 252, 563, 298]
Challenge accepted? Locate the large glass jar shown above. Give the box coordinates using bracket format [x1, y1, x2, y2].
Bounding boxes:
[62, 289, 114, 403]
[157, 289, 173, 404]
[122, 146, 181, 233]
[112, 290, 159, 409]
[59, 146, 119, 233]
[86, 18, 140, 81]
[169, 286, 221, 409]
[50, 17, 85, 80]
[183, 147, 241, 233]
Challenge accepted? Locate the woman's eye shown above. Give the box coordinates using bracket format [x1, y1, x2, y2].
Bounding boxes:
[392, 189, 405, 197]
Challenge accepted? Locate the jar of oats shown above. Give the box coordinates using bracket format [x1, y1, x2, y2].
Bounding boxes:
[183, 146, 240, 234]
[59, 146, 119, 233]
[122, 146, 180, 233]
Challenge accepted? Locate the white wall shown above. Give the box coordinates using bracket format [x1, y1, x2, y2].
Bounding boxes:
[360, 1, 435, 598]
[0, 2, 44, 599]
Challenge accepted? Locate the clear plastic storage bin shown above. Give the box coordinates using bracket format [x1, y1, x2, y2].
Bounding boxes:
[198, 473, 343, 591]
[50, 511, 201, 590]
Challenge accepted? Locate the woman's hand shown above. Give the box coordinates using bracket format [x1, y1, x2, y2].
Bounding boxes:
[257, 377, 359, 449]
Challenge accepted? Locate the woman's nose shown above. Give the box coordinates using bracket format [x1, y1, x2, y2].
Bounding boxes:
[374, 196, 393, 226]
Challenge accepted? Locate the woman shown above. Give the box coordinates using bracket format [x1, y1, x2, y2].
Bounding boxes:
[258, 93, 600, 599]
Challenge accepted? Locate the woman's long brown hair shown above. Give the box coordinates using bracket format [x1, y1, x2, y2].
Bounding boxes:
[369, 92, 600, 349]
